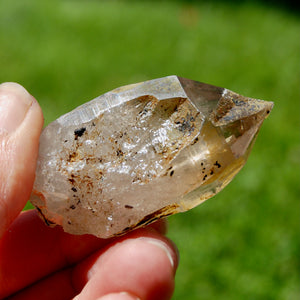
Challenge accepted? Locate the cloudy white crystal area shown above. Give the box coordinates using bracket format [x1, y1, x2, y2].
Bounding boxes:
[30, 76, 273, 238]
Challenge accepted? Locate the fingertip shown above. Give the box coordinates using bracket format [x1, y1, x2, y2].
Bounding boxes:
[73, 229, 178, 300]
[0, 82, 33, 98]
[0, 82, 34, 135]
[0, 83, 43, 236]
[137, 237, 176, 271]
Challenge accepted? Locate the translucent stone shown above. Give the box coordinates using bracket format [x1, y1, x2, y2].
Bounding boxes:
[30, 76, 273, 238]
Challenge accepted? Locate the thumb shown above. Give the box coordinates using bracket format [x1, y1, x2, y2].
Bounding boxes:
[0, 83, 43, 237]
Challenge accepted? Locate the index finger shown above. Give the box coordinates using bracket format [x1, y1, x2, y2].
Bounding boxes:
[0, 210, 110, 298]
[0, 209, 169, 299]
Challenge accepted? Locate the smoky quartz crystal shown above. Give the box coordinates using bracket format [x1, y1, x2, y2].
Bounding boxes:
[30, 76, 273, 238]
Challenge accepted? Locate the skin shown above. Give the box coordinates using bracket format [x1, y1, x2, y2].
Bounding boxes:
[0, 83, 179, 300]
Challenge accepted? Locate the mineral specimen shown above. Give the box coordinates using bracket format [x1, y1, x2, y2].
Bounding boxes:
[30, 76, 273, 238]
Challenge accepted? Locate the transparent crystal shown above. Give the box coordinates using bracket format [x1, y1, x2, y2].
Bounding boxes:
[30, 76, 273, 238]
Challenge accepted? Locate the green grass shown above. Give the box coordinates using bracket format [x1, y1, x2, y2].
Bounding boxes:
[0, 0, 299, 299]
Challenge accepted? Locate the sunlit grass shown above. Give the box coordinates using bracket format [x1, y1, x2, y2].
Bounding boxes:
[0, 0, 299, 299]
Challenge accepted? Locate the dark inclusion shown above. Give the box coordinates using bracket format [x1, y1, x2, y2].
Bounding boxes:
[74, 127, 86, 140]
[214, 161, 221, 168]
[125, 205, 134, 209]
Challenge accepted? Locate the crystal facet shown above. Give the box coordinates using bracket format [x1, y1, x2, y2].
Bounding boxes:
[30, 76, 273, 238]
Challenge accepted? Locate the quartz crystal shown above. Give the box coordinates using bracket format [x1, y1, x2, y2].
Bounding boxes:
[30, 76, 273, 238]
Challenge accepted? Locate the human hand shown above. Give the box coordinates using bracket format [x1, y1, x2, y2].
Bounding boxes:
[0, 83, 179, 300]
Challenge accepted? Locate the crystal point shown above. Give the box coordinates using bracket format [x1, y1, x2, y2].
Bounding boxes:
[30, 76, 273, 238]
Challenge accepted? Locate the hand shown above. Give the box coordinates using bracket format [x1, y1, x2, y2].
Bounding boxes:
[0, 83, 179, 300]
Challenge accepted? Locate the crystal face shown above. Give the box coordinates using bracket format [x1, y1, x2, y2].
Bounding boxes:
[30, 76, 273, 238]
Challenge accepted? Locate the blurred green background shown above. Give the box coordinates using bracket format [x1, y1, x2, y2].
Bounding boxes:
[0, 0, 299, 299]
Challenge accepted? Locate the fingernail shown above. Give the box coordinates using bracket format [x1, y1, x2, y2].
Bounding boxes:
[0, 82, 33, 134]
[96, 292, 141, 300]
[138, 237, 175, 268]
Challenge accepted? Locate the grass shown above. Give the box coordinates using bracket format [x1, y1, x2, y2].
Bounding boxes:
[0, 0, 299, 299]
